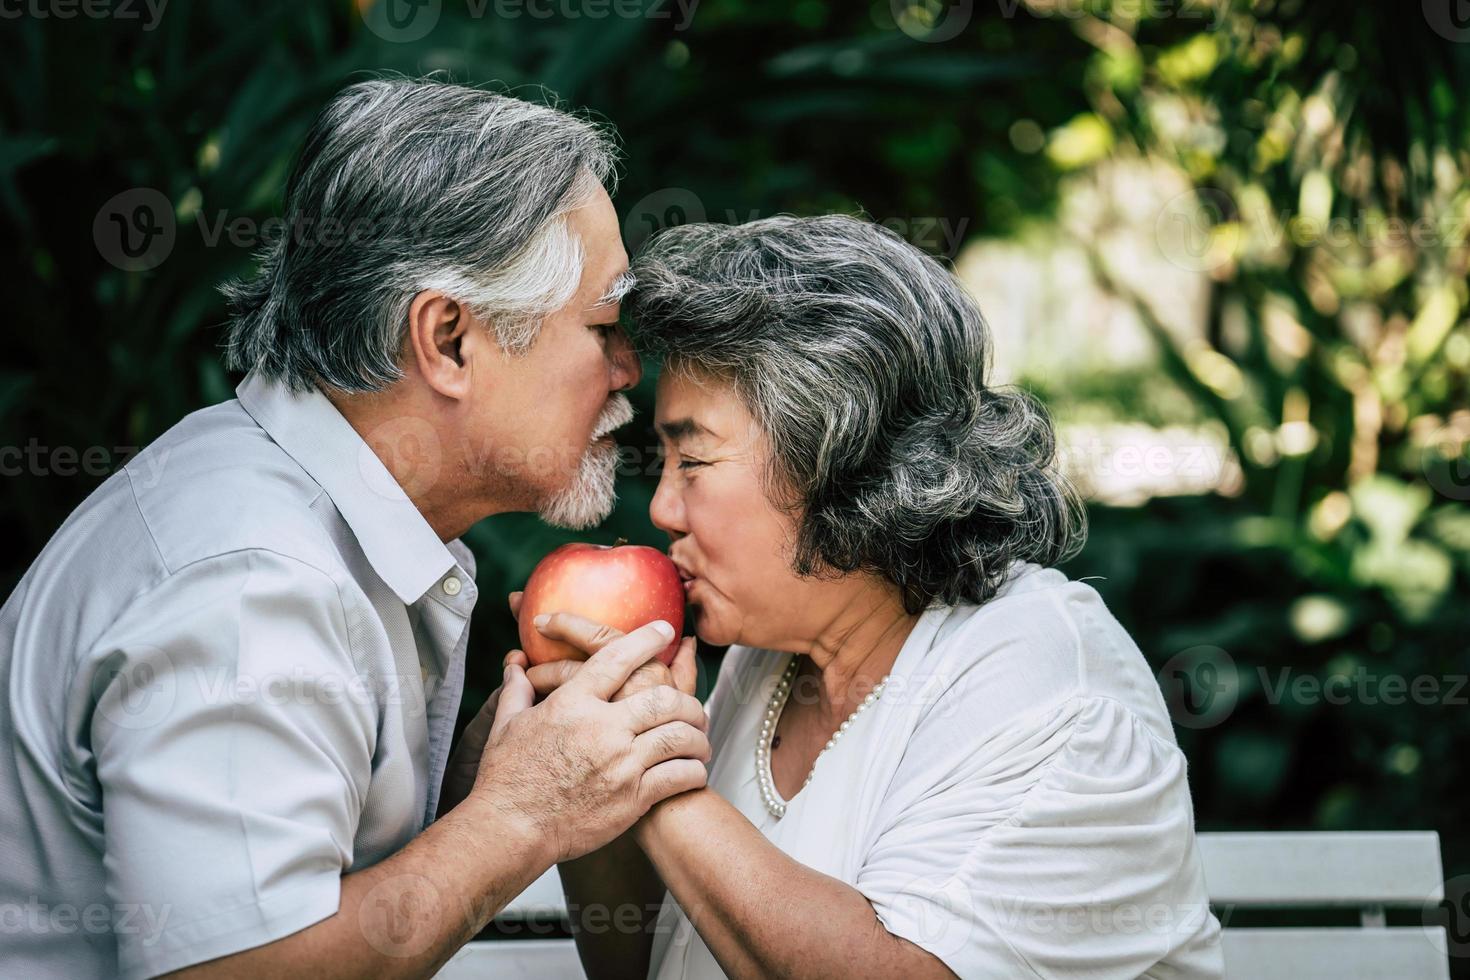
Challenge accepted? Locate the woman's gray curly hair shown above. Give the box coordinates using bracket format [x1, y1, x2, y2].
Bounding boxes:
[626, 214, 1087, 613]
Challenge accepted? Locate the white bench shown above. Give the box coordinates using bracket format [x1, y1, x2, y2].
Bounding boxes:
[436, 831, 1451, 980]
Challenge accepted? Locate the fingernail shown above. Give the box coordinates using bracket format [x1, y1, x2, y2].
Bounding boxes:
[533, 614, 550, 629]
[650, 620, 674, 639]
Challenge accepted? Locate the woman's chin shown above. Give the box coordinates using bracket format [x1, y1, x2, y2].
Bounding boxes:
[688, 604, 739, 648]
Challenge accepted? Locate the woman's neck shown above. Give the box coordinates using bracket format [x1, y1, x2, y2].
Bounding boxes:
[799, 584, 921, 723]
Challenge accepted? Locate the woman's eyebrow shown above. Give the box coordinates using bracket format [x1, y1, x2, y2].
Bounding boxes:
[655, 417, 710, 442]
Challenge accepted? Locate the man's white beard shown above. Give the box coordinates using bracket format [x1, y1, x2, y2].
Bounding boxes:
[538, 394, 635, 530]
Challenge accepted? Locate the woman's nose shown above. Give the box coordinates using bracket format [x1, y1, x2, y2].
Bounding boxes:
[649, 467, 687, 537]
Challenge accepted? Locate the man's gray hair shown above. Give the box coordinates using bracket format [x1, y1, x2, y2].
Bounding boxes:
[221, 76, 618, 392]
[627, 214, 1087, 613]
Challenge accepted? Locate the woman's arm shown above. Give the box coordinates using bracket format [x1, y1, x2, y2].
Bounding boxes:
[634, 789, 957, 980]
[518, 609, 947, 978]
[511, 601, 700, 980]
[557, 828, 667, 980]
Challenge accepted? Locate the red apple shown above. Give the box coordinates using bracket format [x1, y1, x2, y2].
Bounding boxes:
[518, 540, 685, 667]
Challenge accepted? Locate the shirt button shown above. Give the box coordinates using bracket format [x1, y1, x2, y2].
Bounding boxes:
[442, 576, 462, 597]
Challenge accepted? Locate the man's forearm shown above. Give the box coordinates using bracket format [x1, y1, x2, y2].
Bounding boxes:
[165, 793, 553, 980]
[557, 828, 666, 980]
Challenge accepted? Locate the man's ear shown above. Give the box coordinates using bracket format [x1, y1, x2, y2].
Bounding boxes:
[405, 290, 474, 399]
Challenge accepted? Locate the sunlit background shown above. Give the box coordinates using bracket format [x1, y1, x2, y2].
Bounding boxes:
[3, 0, 1468, 956]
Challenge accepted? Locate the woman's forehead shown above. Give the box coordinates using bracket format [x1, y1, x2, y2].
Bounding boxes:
[653, 370, 752, 444]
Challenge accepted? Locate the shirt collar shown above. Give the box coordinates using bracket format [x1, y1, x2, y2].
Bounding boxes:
[236, 369, 461, 605]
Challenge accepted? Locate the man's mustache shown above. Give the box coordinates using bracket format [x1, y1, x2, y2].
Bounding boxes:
[592, 394, 635, 442]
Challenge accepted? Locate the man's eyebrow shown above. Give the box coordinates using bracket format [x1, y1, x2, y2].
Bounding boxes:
[655, 417, 708, 441]
[593, 269, 637, 308]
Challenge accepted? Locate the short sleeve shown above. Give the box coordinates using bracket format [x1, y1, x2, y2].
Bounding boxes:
[855, 696, 1222, 980]
[89, 549, 378, 979]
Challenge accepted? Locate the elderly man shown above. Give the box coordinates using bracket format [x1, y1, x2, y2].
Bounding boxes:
[0, 78, 708, 978]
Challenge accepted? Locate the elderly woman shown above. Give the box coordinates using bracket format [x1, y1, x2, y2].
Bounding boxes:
[518, 214, 1223, 980]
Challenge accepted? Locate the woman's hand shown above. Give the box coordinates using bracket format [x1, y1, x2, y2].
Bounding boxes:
[508, 590, 701, 709]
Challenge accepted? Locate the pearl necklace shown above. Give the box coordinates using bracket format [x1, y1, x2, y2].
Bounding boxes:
[756, 656, 890, 820]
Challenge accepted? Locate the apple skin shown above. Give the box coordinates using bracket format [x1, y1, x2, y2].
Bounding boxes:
[518, 542, 685, 667]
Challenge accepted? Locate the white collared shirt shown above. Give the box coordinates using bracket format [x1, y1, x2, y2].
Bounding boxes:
[0, 371, 478, 978]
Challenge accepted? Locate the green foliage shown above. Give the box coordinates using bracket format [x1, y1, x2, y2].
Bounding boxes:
[1050, 0, 1470, 891]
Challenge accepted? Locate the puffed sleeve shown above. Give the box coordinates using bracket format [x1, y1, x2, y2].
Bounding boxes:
[88, 549, 377, 979]
[855, 695, 1222, 980]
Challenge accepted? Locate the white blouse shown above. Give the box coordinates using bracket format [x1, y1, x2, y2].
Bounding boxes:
[647, 561, 1224, 980]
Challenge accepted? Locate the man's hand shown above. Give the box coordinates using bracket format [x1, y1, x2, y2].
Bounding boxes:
[509, 590, 700, 704]
[469, 609, 710, 864]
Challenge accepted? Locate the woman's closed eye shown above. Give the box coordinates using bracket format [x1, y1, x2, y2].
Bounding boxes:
[658, 446, 707, 472]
